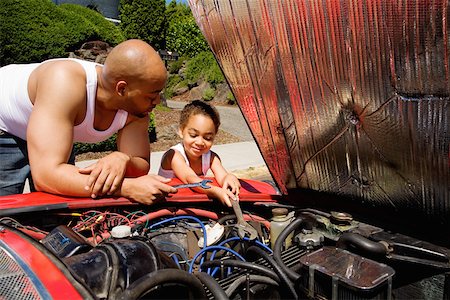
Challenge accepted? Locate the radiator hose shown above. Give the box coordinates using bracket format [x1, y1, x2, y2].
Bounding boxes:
[337, 232, 388, 257]
[273, 217, 304, 282]
[118, 269, 207, 300]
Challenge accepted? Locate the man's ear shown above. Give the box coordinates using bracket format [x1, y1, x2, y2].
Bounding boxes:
[116, 80, 127, 96]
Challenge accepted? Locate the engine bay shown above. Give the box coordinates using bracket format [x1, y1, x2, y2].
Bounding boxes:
[1, 193, 450, 300]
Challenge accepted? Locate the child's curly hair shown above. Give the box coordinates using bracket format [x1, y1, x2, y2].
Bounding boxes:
[180, 100, 221, 133]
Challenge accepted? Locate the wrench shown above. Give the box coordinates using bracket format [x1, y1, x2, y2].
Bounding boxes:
[231, 198, 258, 240]
[173, 179, 212, 189]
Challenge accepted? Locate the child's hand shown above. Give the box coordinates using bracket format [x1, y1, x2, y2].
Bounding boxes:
[222, 174, 241, 198]
[212, 187, 235, 207]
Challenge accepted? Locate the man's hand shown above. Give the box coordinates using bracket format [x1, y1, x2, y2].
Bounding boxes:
[122, 175, 178, 204]
[79, 151, 131, 198]
[222, 174, 241, 198]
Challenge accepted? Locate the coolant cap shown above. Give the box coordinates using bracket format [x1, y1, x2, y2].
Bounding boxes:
[111, 225, 132, 238]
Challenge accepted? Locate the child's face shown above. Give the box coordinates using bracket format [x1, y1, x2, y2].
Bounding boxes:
[179, 114, 216, 158]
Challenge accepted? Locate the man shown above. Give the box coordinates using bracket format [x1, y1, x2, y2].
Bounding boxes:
[0, 39, 177, 204]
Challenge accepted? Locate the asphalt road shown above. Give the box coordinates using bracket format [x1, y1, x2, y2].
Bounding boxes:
[166, 100, 254, 142]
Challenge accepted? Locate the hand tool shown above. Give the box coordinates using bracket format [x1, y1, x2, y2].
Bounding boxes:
[231, 198, 258, 240]
[173, 179, 212, 189]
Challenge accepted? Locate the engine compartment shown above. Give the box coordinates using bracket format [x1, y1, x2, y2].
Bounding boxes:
[1, 197, 450, 300]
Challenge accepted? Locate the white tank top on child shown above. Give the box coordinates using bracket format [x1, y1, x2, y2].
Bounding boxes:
[158, 143, 212, 178]
[0, 58, 128, 142]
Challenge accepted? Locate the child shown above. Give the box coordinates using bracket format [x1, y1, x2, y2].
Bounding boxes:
[158, 100, 240, 207]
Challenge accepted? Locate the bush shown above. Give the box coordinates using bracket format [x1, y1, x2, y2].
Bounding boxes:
[0, 0, 120, 66]
[185, 51, 224, 87]
[168, 58, 185, 74]
[59, 4, 125, 46]
[202, 87, 215, 101]
[163, 74, 185, 98]
[226, 91, 236, 105]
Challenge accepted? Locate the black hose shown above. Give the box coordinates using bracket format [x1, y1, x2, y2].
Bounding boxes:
[118, 269, 207, 300]
[217, 214, 237, 224]
[246, 246, 298, 299]
[195, 272, 228, 300]
[226, 274, 279, 297]
[273, 217, 304, 281]
[200, 259, 279, 282]
[337, 232, 388, 257]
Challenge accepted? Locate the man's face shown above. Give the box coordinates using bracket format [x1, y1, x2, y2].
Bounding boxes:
[123, 80, 164, 118]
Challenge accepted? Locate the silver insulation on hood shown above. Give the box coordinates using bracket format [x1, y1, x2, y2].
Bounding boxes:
[188, 0, 449, 232]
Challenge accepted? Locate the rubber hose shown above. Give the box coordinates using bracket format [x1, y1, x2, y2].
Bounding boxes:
[273, 217, 304, 281]
[200, 259, 279, 282]
[226, 274, 279, 297]
[195, 272, 228, 300]
[247, 246, 298, 299]
[337, 232, 388, 256]
[118, 269, 207, 300]
[217, 214, 237, 224]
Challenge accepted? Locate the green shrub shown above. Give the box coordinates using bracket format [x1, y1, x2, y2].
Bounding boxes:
[0, 0, 120, 66]
[202, 87, 215, 101]
[164, 74, 185, 98]
[226, 91, 236, 105]
[185, 51, 224, 86]
[59, 4, 125, 46]
[168, 58, 185, 74]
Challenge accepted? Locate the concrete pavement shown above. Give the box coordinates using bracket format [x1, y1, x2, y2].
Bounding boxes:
[76, 141, 266, 174]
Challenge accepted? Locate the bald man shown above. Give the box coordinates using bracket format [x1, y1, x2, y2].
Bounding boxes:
[0, 39, 177, 204]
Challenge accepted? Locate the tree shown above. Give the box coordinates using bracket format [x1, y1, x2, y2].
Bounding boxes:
[166, 12, 209, 57]
[119, 0, 166, 50]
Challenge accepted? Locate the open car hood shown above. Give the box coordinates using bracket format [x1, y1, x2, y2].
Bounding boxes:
[188, 0, 449, 241]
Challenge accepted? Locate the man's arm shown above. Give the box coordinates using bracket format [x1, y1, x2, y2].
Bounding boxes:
[27, 64, 95, 196]
[79, 116, 151, 196]
[27, 62, 176, 201]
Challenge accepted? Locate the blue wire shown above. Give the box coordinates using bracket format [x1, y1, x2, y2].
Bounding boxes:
[149, 215, 207, 249]
[188, 245, 245, 273]
[170, 253, 181, 268]
[208, 236, 272, 277]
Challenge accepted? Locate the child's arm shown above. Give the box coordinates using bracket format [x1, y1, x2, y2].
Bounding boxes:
[165, 150, 235, 207]
[210, 152, 241, 198]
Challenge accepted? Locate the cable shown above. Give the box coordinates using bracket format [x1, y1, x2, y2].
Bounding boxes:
[188, 245, 245, 273]
[225, 274, 279, 297]
[247, 245, 298, 299]
[208, 236, 272, 276]
[200, 259, 279, 282]
[219, 236, 272, 253]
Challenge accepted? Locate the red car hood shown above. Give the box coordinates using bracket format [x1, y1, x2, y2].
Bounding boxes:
[188, 0, 449, 240]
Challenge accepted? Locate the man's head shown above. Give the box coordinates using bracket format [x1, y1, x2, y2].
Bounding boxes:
[102, 39, 167, 117]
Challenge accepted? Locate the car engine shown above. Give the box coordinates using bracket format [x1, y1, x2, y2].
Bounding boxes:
[1, 198, 449, 300]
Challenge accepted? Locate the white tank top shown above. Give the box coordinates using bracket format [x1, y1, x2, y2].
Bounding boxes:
[0, 58, 128, 142]
[158, 143, 212, 178]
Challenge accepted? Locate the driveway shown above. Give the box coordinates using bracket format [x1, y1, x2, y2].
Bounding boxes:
[166, 100, 254, 141]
